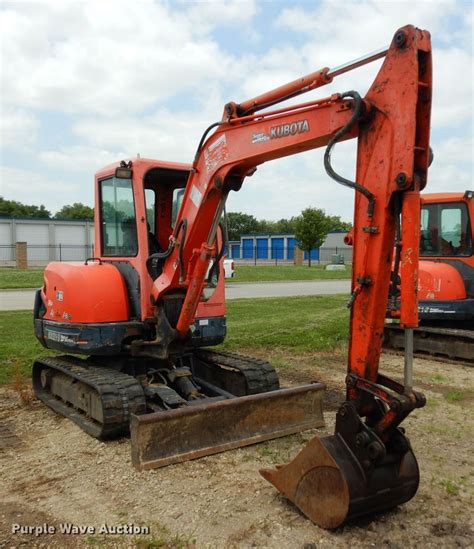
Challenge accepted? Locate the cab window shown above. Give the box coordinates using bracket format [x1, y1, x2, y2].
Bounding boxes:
[420, 202, 471, 257]
[171, 188, 185, 228]
[145, 188, 156, 232]
[100, 177, 138, 256]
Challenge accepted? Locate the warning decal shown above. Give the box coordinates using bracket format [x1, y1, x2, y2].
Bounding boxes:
[190, 185, 203, 208]
[204, 134, 229, 173]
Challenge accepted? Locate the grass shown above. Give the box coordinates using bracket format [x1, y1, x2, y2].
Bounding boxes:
[440, 478, 461, 496]
[221, 295, 348, 353]
[269, 355, 297, 370]
[228, 264, 351, 282]
[430, 373, 448, 383]
[0, 310, 57, 384]
[0, 268, 44, 289]
[0, 295, 349, 385]
[445, 390, 464, 403]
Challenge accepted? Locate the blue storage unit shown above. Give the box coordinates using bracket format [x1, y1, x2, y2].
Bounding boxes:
[256, 238, 268, 259]
[287, 238, 296, 260]
[242, 238, 254, 259]
[304, 248, 320, 260]
[231, 243, 240, 259]
[271, 237, 284, 260]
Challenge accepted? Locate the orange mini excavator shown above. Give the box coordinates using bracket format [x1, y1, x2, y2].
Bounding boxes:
[384, 191, 474, 361]
[34, 25, 431, 528]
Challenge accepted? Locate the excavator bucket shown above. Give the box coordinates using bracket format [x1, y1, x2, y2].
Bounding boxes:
[260, 431, 420, 529]
[131, 383, 325, 470]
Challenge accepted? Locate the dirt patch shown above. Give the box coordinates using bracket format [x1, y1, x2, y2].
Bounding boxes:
[0, 502, 78, 548]
[1, 353, 473, 548]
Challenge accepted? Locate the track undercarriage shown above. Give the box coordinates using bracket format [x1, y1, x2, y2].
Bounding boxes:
[383, 324, 474, 365]
[32, 350, 325, 469]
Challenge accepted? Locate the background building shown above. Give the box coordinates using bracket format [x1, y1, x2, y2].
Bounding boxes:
[1, 218, 353, 266]
[229, 231, 352, 264]
[0, 217, 94, 265]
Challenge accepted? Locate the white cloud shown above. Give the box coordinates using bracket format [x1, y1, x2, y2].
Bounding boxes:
[0, 166, 89, 212]
[275, 1, 465, 48]
[71, 109, 212, 163]
[0, 108, 39, 150]
[431, 48, 473, 128]
[432, 136, 473, 166]
[38, 145, 129, 173]
[184, 0, 258, 35]
[0, 0, 472, 220]
[272, 1, 473, 129]
[1, 0, 238, 116]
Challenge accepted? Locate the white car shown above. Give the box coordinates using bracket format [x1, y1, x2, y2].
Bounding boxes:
[223, 258, 235, 279]
[206, 258, 235, 282]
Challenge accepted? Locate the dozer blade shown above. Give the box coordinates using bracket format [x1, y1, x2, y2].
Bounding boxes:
[260, 433, 419, 529]
[131, 383, 324, 470]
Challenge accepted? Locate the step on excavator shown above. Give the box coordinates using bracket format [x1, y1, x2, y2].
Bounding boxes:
[34, 25, 431, 528]
[384, 191, 474, 363]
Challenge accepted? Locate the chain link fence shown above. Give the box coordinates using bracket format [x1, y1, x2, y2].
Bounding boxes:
[0, 244, 352, 267]
[0, 244, 95, 267]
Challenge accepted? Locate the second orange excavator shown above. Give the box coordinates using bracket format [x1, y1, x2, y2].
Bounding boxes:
[384, 191, 474, 362]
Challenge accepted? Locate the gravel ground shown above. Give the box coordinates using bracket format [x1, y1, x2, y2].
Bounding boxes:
[0, 352, 473, 548]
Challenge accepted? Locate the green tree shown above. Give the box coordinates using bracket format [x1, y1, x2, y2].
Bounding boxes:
[226, 212, 261, 241]
[327, 215, 352, 232]
[274, 216, 298, 234]
[55, 202, 94, 220]
[0, 197, 51, 218]
[226, 213, 299, 240]
[256, 219, 276, 234]
[295, 207, 331, 267]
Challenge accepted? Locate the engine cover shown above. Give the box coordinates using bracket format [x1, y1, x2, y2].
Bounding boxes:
[418, 260, 467, 301]
[42, 261, 130, 323]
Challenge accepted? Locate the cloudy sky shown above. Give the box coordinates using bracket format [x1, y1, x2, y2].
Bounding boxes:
[1, 0, 472, 222]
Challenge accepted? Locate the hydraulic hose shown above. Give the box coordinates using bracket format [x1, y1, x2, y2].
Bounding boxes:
[207, 221, 227, 284]
[193, 122, 222, 165]
[324, 91, 375, 217]
[147, 218, 188, 281]
[389, 194, 403, 306]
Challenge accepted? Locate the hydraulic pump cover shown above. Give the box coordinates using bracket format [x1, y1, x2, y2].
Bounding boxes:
[42, 262, 130, 323]
[418, 260, 467, 301]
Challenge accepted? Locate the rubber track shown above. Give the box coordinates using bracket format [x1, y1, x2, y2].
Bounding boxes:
[383, 325, 474, 365]
[194, 349, 280, 394]
[32, 355, 146, 440]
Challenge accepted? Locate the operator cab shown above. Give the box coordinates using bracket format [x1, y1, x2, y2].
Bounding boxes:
[95, 161, 193, 323]
[95, 159, 227, 346]
[98, 163, 190, 260]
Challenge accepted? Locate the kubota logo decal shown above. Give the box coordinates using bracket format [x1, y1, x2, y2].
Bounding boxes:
[252, 119, 310, 144]
[270, 119, 310, 139]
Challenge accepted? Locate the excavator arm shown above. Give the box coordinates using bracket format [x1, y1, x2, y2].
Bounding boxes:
[151, 25, 431, 366]
[142, 25, 431, 527]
